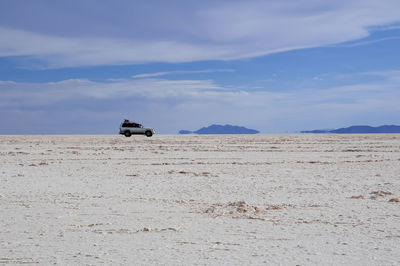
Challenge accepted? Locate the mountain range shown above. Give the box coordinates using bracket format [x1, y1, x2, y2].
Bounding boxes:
[179, 124, 259, 134]
[301, 125, 400, 134]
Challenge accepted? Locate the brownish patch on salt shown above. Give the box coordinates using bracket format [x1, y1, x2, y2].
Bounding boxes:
[269, 205, 282, 210]
[371, 190, 393, 196]
[350, 195, 364, 199]
[254, 206, 266, 213]
[236, 207, 247, 213]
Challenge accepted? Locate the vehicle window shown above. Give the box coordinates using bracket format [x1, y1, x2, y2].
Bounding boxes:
[122, 123, 133, 127]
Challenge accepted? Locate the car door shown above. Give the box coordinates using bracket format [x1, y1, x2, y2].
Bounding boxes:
[132, 124, 146, 134]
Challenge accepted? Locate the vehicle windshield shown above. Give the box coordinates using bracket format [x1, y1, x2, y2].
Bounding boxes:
[122, 122, 142, 128]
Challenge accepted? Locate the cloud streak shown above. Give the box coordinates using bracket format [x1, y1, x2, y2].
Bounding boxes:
[1, 69, 400, 133]
[132, 69, 235, 78]
[330, 36, 400, 47]
[1, 0, 400, 68]
[0, 78, 231, 108]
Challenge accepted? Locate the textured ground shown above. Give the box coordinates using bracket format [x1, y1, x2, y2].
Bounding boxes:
[0, 134, 399, 265]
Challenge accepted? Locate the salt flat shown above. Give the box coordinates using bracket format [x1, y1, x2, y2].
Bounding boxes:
[0, 134, 399, 265]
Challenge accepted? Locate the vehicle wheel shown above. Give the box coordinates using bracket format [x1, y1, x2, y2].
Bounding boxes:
[124, 131, 131, 137]
[145, 131, 153, 137]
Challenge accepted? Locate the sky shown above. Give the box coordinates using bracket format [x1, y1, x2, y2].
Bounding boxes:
[1, 0, 400, 134]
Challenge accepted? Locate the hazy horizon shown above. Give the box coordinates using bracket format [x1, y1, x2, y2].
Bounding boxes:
[1, 123, 400, 135]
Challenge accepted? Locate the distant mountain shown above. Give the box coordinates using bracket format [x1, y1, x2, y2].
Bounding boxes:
[179, 124, 259, 134]
[301, 125, 400, 134]
[178, 130, 193, 134]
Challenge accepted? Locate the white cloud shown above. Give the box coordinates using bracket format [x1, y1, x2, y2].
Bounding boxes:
[0, 80, 16, 85]
[1, 0, 400, 68]
[1, 69, 400, 133]
[330, 36, 400, 47]
[0, 27, 233, 68]
[0, 78, 231, 107]
[132, 69, 235, 78]
[2, 70, 400, 108]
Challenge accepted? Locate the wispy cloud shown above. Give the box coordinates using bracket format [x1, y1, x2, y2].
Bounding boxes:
[367, 24, 400, 31]
[132, 69, 235, 78]
[0, 78, 231, 108]
[330, 36, 400, 47]
[1, 1, 400, 68]
[2, 70, 400, 106]
[1, 69, 400, 133]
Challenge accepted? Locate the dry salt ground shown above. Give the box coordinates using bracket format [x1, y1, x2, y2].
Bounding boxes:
[0, 134, 399, 265]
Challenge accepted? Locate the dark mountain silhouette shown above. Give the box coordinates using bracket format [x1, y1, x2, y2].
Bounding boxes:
[179, 124, 259, 134]
[301, 125, 400, 134]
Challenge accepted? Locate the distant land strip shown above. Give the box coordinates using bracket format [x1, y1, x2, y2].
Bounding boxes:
[301, 125, 400, 134]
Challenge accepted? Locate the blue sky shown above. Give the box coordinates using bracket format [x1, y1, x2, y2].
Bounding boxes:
[1, 0, 400, 134]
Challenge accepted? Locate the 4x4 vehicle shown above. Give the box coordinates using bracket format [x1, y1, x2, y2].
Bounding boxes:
[119, 120, 155, 137]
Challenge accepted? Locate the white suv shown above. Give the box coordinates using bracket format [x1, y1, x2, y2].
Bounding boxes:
[119, 120, 155, 137]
